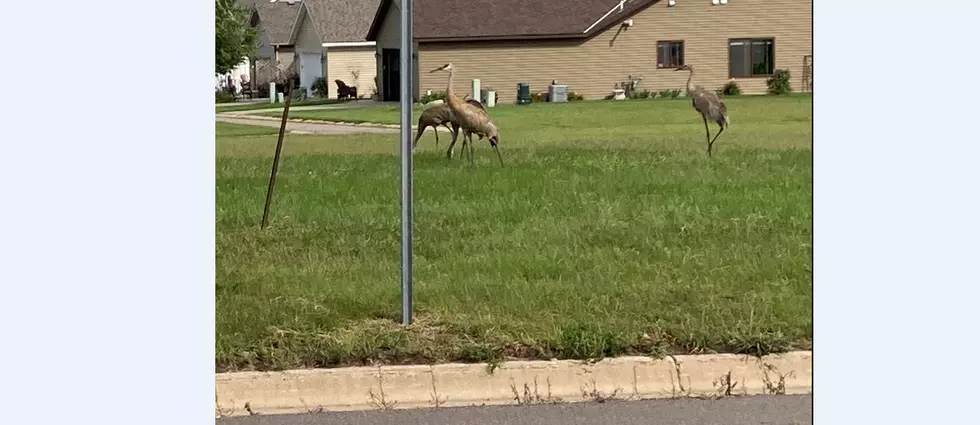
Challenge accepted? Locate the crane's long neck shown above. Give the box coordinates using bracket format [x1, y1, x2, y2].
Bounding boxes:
[685, 69, 695, 96]
[445, 69, 462, 107]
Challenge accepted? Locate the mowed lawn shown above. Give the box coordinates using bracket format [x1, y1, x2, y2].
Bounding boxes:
[217, 95, 812, 372]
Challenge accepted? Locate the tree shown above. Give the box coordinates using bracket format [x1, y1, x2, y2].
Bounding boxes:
[215, 0, 257, 75]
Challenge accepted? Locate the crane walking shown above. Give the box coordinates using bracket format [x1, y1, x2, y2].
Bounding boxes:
[675, 64, 729, 157]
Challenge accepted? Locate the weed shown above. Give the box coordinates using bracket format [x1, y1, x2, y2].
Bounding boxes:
[367, 367, 398, 410]
[712, 371, 740, 398]
[581, 378, 623, 403]
[511, 377, 565, 405]
[761, 363, 795, 395]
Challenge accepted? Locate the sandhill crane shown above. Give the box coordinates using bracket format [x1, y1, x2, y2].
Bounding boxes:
[429, 63, 503, 166]
[413, 98, 487, 150]
[413, 103, 455, 148]
[675, 64, 729, 157]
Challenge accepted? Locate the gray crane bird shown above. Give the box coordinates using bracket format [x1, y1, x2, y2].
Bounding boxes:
[675, 64, 729, 157]
[429, 63, 503, 166]
[413, 97, 487, 150]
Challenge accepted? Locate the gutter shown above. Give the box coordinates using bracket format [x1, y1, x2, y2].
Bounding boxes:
[583, 0, 627, 34]
[322, 41, 377, 48]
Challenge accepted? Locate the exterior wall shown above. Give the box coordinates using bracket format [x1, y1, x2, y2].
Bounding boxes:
[293, 11, 325, 95]
[418, 0, 812, 103]
[275, 47, 295, 69]
[373, 1, 420, 100]
[326, 47, 378, 99]
[294, 12, 322, 54]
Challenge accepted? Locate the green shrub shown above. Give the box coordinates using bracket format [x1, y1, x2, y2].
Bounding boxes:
[656, 89, 681, 99]
[311, 77, 329, 97]
[293, 87, 309, 101]
[766, 69, 792, 95]
[630, 89, 651, 100]
[717, 81, 741, 96]
[568, 91, 584, 101]
[420, 91, 447, 104]
[530, 92, 549, 103]
[215, 90, 235, 103]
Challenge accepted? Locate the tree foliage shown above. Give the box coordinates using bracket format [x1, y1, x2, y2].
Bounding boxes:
[215, 0, 257, 75]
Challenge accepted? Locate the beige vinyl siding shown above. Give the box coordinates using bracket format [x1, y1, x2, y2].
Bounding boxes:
[418, 0, 811, 103]
[326, 47, 378, 99]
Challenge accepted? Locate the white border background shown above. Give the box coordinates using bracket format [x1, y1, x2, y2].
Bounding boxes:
[0, 0, 978, 424]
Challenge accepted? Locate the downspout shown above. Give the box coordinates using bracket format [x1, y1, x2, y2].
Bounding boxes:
[582, 0, 627, 34]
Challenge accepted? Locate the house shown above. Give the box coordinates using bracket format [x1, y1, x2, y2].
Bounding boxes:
[287, 0, 381, 99]
[365, 0, 812, 103]
[243, 0, 302, 90]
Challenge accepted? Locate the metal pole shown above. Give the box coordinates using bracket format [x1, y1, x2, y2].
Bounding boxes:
[399, 0, 414, 325]
[261, 78, 294, 230]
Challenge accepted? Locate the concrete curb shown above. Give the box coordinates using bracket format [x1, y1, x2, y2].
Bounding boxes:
[215, 351, 811, 417]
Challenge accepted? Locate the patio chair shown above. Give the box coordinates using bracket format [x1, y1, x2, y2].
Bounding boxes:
[335, 79, 358, 100]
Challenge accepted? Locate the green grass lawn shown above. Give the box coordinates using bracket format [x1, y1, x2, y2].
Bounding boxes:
[216, 95, 812, 372]
[216, 98, 346, 113]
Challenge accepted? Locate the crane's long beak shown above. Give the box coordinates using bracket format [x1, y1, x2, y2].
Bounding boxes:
[493, 146, 504, 166]
[489, 136, 503, 166]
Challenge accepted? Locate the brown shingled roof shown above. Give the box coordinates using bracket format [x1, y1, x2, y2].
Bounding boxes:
[243, 0, 302, 45]
[366, 0, 661, 42]
[296, 0, 384, 43]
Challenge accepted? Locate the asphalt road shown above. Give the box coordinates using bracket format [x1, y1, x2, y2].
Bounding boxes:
[217, 394, 811, 425]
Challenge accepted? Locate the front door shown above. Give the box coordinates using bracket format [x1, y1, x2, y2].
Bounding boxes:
[381, 48, 400, 102]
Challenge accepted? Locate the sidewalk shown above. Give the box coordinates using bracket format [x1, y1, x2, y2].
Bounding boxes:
[218, 99, 387, 116]
[216, 116, 399, 135]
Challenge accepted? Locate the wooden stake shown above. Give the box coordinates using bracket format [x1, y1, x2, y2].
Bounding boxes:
[260, 78, 294, 230]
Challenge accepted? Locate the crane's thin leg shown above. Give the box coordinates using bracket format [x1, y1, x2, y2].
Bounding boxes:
[470, 134, 477, 166]
[701, 115, 711, 157]
[446, 127, 460, 162]
[460, 132, 469, 164]
[708, 125, 725, 158]
[412, 124, 427, 149]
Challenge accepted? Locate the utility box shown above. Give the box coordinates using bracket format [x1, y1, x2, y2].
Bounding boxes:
[517, 83, 532, 105]
[548, 84, 569, 103]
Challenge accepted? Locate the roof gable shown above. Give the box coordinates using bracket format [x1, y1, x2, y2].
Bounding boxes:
[243, 0, 302, 45]
[294, 0, 383, 44]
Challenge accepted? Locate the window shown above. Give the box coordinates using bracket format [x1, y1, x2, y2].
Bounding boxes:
[729, 38, 774, 77]
[657, 40, 684, 68]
